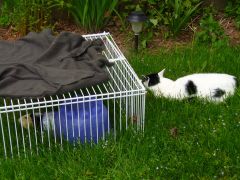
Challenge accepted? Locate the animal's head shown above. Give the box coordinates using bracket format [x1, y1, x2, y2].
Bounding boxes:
[142, 69, 165, 88]
[18, 113, 41, 129]
[18, 114, 33, 129]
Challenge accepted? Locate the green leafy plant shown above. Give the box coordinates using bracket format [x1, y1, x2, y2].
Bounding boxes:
[14, 0, 54, 34]
[138, 0, 202, 38]
[225, 0, 240, 29]
[105, 0, 203, 48]
[165, 0, 202, 37]
[0, 2, 11, 27]
[123, 0, 202, 49]
[194, 13, 228, 46]
[55, 0, 118, 32]
[0, 0, 54, 35]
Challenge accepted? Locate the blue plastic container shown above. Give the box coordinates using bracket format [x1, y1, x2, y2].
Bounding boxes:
[52, 98, 109, 143]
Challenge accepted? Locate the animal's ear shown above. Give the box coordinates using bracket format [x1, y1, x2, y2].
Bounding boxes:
[158, 69, 165, 77]
[141, 75, 148, 81]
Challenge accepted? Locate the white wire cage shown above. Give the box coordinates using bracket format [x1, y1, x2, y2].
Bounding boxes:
[0, 32, 146, 158]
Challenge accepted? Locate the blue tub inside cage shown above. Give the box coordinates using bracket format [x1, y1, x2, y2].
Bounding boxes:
[46, 97, 109, 143]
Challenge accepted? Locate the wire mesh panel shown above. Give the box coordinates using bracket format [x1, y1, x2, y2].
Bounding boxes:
[0, 32, 146, 158]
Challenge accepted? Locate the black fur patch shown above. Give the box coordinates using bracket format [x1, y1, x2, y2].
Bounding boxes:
[185, 80, 197, 95]
[30, 113, 41, 129]
[213, 88, 225, 98]
[234, 77, 238, 88]
[147, 73, 160, 87]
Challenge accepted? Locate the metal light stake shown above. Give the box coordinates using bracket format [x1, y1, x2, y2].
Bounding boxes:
[127, 11, 147, 52]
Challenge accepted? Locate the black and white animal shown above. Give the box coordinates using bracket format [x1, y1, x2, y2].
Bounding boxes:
[142, 69, 238, 102]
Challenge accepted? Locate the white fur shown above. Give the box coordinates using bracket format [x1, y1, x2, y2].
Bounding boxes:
[18, 112, 55, 130]
[144, 69, 237, 102]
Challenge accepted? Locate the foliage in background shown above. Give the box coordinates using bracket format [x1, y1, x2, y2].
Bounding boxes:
[53, 0, 118, 32]
[194, 11, 228, 46]
[0, 2, 12, 27]
[0, 0, 233, 48]
[125, 0, 203, 48]
[225, 0, 240, 29]
[0, 0, 54, 35]
[165, 0, 202, 37]
[139, 0, 202, 37]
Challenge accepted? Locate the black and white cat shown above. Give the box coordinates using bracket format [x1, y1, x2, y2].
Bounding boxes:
[142, 69, 238, 102]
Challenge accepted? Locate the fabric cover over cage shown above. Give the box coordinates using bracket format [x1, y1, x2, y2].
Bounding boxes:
[0, 29, 113, 98]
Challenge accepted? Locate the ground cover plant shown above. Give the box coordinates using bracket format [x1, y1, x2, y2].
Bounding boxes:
[225, 0, 240, 29]
[0, 44, 239, 178]
[0, 0, 54, 35]
[118, 0, 203, 47]
[194, 13, 228, 46]
[53, 0, 118, 32]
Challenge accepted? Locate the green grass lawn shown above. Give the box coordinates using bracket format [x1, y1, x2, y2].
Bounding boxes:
[0, 45, 240, 179]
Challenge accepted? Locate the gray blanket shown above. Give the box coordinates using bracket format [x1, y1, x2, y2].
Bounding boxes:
[0, 29, 113, 98]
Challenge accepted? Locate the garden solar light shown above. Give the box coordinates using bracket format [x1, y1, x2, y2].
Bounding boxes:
[127, 11, 147, 51]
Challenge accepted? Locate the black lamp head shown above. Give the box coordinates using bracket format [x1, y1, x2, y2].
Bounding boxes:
[127, 11, 147, 23]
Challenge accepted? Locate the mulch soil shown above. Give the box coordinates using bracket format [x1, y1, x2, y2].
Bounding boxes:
[0, 14, 239, 53]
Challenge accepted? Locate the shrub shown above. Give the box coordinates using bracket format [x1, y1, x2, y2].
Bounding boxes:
[121, 0, 203, 48]
[55, 0, 118, 32]
[0, 0, 54, 35]
[138, 0, 202, 37]
[194, 13, 228, 46]
[225, 0, 240, 29]
[0, 2, 11, 27]
[164, 0, 202, 37]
